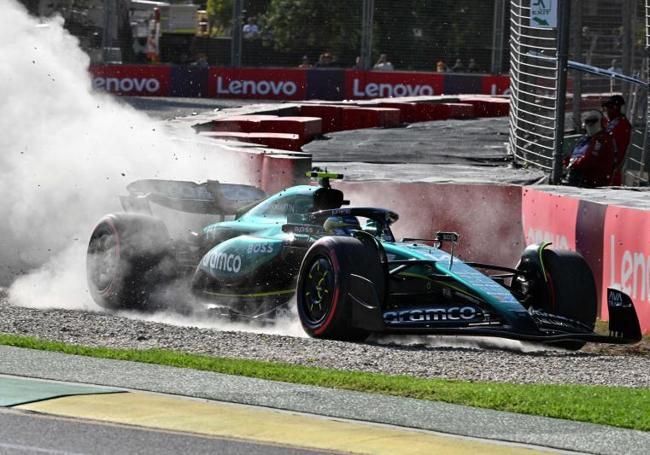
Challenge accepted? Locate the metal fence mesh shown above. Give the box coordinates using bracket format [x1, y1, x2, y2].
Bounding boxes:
[508, 0, 559, 171]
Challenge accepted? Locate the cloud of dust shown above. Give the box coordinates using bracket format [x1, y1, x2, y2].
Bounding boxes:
[0, 1, 302, 339]
[120, 296, 308, 338]
[372, 334, 562, 353]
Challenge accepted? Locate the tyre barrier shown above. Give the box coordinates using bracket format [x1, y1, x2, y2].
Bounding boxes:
[339, 106, 402, 130]
[200, 132, 304, 151]
[298, 105, 343, 133]
[191, 95, 509, 153]
[458, 96, 510, 117]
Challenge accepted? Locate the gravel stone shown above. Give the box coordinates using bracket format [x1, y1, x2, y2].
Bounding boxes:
[1, 293, 649, 388]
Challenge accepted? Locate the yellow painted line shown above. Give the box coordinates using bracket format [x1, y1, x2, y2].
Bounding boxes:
[19, 392, 548, 455]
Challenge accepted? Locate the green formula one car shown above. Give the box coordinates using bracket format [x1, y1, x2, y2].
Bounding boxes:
[87, 172, 642, 350]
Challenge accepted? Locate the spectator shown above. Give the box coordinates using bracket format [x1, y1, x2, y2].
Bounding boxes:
[192, 53, 209, 69]
[564, 111, 615, 188]
[352, 56, 364, 70]
[435, 60, 448, 72]
[146, 31, 159, 63]
[373, 53, 394, 71]
[242, 17, 259, 39]
[315, 52, 336, 68]
[450, 58, 464, 72]
[132, 37, 147, 63]
[467, 58, 479, 72]
[602, 95, 632, 186]
[298, 55, 311, 69]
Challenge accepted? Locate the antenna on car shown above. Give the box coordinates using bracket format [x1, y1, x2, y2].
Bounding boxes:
[435, 232, 460, 269]
[306, 168, 344, 189]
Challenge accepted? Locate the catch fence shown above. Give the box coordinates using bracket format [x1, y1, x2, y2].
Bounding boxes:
[509, 0, 650, 186]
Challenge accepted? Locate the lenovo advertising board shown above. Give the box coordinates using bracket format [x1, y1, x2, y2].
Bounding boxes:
[345, 70, 444, 99]
[603, 205, 650, 333]
[521, 188, 578, 251]
[90, 65, 171, 96]
[208, 68, 307, 100]
[481, 75, 510, 96]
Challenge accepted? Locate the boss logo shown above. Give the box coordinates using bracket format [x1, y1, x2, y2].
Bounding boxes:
[247, 243, 274, 254]
[383, 306, 482, 324]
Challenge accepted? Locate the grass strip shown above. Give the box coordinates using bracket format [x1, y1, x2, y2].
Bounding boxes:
[1, 332, 649, 431]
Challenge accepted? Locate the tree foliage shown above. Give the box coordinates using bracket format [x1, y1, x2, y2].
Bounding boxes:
[264, 0, 361, 59]
[206, 0, 233, 34]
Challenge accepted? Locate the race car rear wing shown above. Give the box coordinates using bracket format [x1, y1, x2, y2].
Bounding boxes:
[120, 179, 266, 216]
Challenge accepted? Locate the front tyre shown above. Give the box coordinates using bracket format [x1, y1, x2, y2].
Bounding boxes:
[516, 246, 597, 351]
[296, 237, 384, 341]
[541, 249, 597, 350]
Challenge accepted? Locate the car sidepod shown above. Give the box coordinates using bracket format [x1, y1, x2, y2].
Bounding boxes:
[194, 234, 301, 301]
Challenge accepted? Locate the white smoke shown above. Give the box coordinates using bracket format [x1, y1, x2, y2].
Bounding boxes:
[0, 2, 247, 314]
[121, 297, 308, 337]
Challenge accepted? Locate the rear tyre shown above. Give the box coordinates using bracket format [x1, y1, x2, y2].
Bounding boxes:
[87, 213, 174, 311]
[296, 237, 384, 342]
[517, 248, 597, 351]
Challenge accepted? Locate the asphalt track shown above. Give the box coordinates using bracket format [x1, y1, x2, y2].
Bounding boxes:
[0, 371, 548, 455]
[0, 405, 327, 455]
[2, 346, 650, 455]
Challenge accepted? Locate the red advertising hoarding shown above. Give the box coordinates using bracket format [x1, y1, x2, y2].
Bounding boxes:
[89, 65, 171, 96]
[208, 68, 307, 100]
[345, 70, 445, 99]
[481, 75, 510, 96]
[602, 205, 650, 332]
[521, 188, 578, 251]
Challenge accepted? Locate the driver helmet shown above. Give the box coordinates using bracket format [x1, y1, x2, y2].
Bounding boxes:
[323, 215, 361, 235]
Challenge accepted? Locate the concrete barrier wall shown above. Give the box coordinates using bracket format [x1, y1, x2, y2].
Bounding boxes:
[521, 187, 650, 333]
[338, 182, 524, 268]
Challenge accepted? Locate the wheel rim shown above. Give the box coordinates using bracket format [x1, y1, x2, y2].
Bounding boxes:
[88, 228, 119, 293]
[302, 255, 335, 325]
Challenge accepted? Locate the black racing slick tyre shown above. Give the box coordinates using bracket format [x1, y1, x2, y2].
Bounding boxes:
[517, 248, 597, 351]
[542, 249, 597, 350]
[296, 236, 385, 342]
[86, 213, 173, 311]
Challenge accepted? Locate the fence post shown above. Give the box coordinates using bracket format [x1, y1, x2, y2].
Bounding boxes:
[640, 0, 650, 184]
[570, 0, 582, 132]
[360, 0, 374, 71]
[491, 0, 506, 75]
[551, 0, 572, 185]
[231, 0, 243, 67]
[101, 0, 115, 62]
